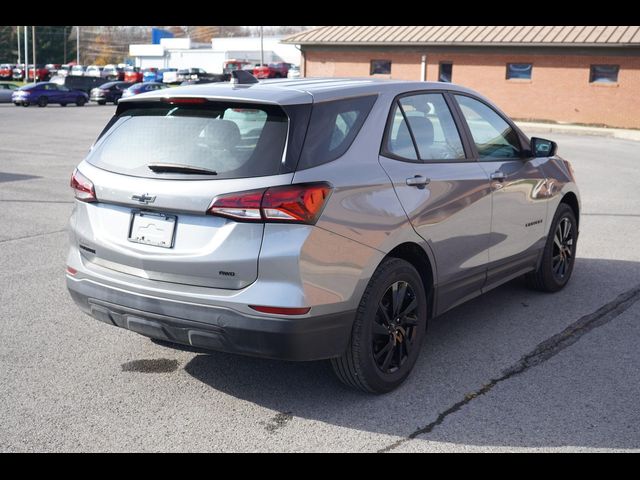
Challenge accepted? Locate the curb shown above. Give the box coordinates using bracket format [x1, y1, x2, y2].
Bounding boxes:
[517, 122, 640, 142]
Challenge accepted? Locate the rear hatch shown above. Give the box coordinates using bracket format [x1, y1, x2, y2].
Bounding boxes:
[74, 98, 294, 290]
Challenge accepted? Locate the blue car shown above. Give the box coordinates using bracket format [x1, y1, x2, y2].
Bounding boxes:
[143, 68, 177, 83]
[12, 82, 89, 107]
[120, 82, 168, 99]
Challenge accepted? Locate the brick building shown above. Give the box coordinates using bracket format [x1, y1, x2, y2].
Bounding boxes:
[283, 26, 640, 129]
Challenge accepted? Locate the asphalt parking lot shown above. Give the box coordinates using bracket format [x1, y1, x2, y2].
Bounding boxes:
[1, 103, 639, 452]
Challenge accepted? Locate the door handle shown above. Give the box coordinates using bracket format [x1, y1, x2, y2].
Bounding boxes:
[406, 175, 430, 189]
[490, 171, 506, 181]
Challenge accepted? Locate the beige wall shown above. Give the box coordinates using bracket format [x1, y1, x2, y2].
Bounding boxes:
[302, 49, 640, 129]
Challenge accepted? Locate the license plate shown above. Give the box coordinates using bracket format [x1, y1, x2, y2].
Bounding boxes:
[128, 211, 177, 248]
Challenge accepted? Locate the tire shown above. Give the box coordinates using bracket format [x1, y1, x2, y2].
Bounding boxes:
[97, 100, 106, 105]
[76, 96, 86, 107]
[526, 203, 578, 292]
[14, 102, 20, 107]
[60, 103, 67, 107]
[37, 96, 48, 107]
[22, 102, 29, 107]
[331, 258, 428, 393]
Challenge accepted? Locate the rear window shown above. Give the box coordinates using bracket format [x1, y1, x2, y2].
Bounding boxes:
[297, 95, 377, 170]
[86, 103, 289, 180]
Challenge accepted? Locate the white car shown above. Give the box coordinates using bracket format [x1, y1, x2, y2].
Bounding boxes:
[287, 65, 301, 78]
[70, 65, 85, 76]
[85, 65, 103, 78]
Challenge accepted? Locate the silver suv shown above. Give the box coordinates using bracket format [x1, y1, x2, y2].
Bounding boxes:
[66, 77, 580, 393]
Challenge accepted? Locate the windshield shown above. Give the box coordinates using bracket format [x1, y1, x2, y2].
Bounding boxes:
[87, 103, 289, 180]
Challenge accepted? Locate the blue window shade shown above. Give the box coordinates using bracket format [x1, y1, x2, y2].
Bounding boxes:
[506, 63, 532, 80]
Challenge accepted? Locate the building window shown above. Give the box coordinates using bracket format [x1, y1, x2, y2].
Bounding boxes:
[506, 63, 532, 80]
[370, 60, 391, 75]
[590, 65, 619, 84]
[439, 63, 452, 82]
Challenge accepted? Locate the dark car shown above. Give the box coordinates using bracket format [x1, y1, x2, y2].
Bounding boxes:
[51, 74, 110, 95]
[120, 82, 168, 99]
[90, 81, 132, 105]
[176, 68, 222, 84]
[12, 82, 89, 107]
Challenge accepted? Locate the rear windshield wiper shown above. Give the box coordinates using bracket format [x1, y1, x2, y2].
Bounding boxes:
[148, 164, 218, 175]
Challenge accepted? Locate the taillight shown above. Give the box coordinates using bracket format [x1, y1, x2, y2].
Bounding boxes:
[207, 183, 332, 224]
[249, 305, 311, 315]
[70, 169, 96, 202]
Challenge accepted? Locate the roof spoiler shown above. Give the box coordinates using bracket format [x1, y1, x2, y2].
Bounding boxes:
[230, 70, 259, 85]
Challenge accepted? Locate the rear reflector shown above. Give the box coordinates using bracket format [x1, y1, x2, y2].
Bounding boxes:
[208, 183, 332, 224]
[249, 305, 311, 315]
[66, 266, 77, 276]
[70, 169, 96, 202]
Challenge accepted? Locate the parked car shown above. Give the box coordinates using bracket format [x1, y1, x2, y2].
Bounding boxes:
[102, 64, 125, 81]
[287, 65, 301, 79]
[155, 68, 177, 83]
[120, 81, 168, 99]
[57, 64, 72, 77]
[27, 64, 51, 82]
[142, 67, 158, 82]
[0, 82, 20, 103]
[85, 65, 103, 78]
[90, 81, 132, 105]
[50, 74, 110, 95]
[45, 63, 62, 76]
[71, 65, 86, 76]
[176, 68, 222, 83]
[123, 66, 143, 83]
[253, 62, 291, 79]
[12, 81, 88, 107]
[66, 78, 580, 393]
[0, 64, 15, 80]
[12, 66, 24, 81]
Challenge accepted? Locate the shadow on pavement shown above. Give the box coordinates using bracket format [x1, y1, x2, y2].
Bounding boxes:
[181, 257, 640, 450]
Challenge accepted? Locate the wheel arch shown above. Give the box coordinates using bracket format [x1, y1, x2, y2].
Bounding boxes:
[560, 191, 580, 229]
[386, 242, 436, 320]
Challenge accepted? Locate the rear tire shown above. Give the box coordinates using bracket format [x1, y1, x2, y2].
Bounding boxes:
[526, 203, 578, 292]
[97, 100, 106, 105]
[60, 103, 67, 107]
[331, 258, 427, 393]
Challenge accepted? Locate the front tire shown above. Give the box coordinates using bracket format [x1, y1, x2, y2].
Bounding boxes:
[526, 203, 578, 292]
[331, 258, 427, 393]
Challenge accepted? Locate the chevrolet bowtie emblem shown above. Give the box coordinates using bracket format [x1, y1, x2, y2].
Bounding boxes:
[131, 194, 156, 204]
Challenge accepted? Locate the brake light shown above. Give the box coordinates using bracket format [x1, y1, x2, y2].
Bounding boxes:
[70, 169, 96, 202]
[207, 183, 331, 224]
[249, 305, 311, 315]
[162, 97, 207, 105]
[66, 266, 77, 276]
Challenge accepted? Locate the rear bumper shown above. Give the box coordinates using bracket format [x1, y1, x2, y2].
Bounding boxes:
[67, 275, 355, 361]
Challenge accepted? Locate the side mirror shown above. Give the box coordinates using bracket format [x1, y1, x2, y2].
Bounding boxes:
[531, 137, 557, 157]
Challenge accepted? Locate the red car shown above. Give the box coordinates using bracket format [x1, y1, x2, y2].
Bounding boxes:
[253, 62, 291, 79]
[123, 66, 143, 83]
[0, 64, 15, 80]
[27, 64, 51, 82]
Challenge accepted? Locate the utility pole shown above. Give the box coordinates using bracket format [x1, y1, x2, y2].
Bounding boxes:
[260, 26, 264, 66]
[32, 26, 36, 83]
[17, 26, 21, 64]
[76, 26, 80, 64]
[24, 26, 28, 83]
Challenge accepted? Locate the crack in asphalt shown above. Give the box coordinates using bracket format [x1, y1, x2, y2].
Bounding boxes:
[0, 229, 67, 244]
[378, 284, 640, 453]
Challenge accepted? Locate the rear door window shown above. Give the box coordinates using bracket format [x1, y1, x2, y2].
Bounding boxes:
[86, 103, 289, 179]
